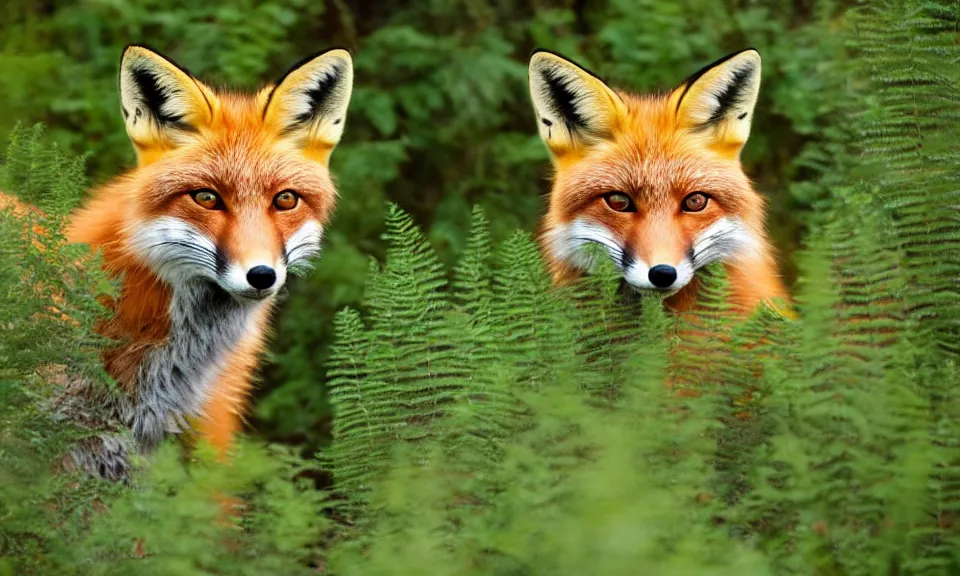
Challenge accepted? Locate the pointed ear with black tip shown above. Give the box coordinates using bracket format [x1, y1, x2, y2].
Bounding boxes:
[262, 49, 354, 164]
[119, 45, 214, 155]
[673, 49, 762, 158]
[528, 50, 626, 159]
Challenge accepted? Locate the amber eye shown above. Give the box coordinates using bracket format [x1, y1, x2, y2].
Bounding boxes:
[191, 189, 222, 210]
[273, 190, 299, 211]
[603, 192, 635, 212]
[682, 192, 709, 212]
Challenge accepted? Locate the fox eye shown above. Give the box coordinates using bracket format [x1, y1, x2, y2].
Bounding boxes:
[191, 189, 222, 210]
[273, 190, 299, 211]
[603, 192, 635, 212]
[682, 192, 709, 213]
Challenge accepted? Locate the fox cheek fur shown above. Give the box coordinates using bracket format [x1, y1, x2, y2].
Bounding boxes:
[528, 48, 789, 314]
[60, 44, 354, 480]
[129, 217, 323, 300]
[544, 215, 761, 293]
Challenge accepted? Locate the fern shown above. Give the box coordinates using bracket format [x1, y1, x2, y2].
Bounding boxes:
[563, 245, 645, 400]
[447, 206, 524, 465]
[5, 2, 960, 574]
[318, 4, 960, 556]
[451, 205, 494, 320]
[4, 123, 88, 214]
[731, 3, 960, 572]
[324, 308, 378, 500]
[324, 218, 775, 572]
[850, 1, 960, 357]
[0, 128, 340, 575]
[327, 205, 463, 507]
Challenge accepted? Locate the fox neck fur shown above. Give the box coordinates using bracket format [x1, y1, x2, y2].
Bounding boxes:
[118, 278, 271, 452]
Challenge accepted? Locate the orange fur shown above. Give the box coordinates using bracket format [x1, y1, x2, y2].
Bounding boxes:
[67, 95, 339, 457]
[9, 45, 356, 470]
[191, 305, 272, 457]
[530, 50, 791, 318]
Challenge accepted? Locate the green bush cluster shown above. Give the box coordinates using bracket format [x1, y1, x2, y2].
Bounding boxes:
[3, 0, 960, 574]
[1, 0, 848, 450]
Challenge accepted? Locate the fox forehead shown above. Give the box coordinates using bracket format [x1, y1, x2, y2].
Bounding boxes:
[552, 151, 755, 222]
[550, 94, 753, 209]
[133, 100, 337, 218]
[141, 140, 335, 204]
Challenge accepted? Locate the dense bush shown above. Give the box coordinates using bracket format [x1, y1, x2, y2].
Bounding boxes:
[3, 0, 960, 574]
[1, 0, 848, 450]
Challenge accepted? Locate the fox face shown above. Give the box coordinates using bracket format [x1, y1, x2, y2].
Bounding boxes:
[529, 49, 778, 302]
[68, 46, 354, 302]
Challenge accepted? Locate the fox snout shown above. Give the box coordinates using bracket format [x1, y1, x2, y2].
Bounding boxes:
[547, 216, 759, 294]
[130, 217, 322, 302]
[620, 251, 695, 294]
[621, 258, 696, 293]
[246, 266, 277, 290]
[219, 258, 287, 301]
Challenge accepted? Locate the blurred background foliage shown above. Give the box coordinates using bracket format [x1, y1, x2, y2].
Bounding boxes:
[0, 0, 848, 452]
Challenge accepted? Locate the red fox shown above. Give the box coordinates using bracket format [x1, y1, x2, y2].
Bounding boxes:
[528, 49, 789, 316]
[20, 45, 355, 480]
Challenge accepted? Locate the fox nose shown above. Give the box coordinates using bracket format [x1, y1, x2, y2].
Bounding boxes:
[648, 265, 677, 288]
[246, 265, 277, 290]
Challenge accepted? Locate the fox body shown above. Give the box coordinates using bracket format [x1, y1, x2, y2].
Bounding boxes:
[528, 49, 788, 314]
[54, 45, 354, 479]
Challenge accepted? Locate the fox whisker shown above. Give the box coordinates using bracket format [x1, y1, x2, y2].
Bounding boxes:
[152, 258, 217, 279]
[691, 229, 742, 269]
[145, 240, 218, 255]
[142, 241, 218, 267]
[571, 236, 626, 270]
[285, 237, 322, 264]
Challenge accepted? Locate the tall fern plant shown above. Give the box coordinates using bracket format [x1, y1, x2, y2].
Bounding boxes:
[2, 1, 960, 573]
[320, 2, 960, 573]
[322, 203, 785, 572]
[0, 125, 349, 576]
[732, 1, 960, 573]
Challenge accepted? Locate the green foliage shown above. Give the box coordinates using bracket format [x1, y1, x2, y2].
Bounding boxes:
[0, 127, 334, 575]
[736, 2, 960, 573]
[848, 1, 960, 357]
[318, 203, 783, 573]
[0, 125, 107, 379]
[3, 1, 960, 574]
[60, 442, 331, 576]
[314, 1, 960, 570]
[0, 0, 849, 449]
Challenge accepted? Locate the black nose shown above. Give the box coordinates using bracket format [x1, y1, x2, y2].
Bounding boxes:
[246, 265, 276, 290]
[648, 265, 677, 288]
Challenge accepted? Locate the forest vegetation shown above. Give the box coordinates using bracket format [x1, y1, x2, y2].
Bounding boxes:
[2, 0, 959, 574]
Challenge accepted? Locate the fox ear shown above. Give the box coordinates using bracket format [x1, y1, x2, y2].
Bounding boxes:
[528, 50, 626, 158]
[262, 49, 354, 162]
[119, 45, 213, 153]
[674, 49, 761, 158]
